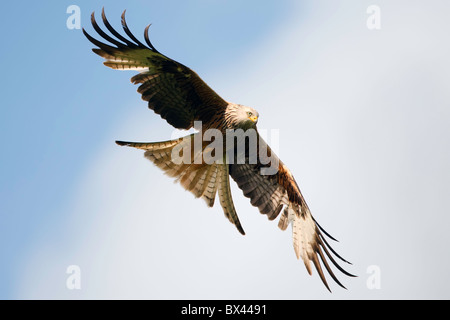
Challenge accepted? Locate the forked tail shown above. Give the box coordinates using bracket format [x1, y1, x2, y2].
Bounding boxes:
[116, 134, 245, 234]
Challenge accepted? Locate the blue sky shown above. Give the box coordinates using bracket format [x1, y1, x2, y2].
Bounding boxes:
[1, 0, 450, 299]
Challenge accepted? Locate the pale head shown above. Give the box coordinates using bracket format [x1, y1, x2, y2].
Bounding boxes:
[225, 103, 259, 130]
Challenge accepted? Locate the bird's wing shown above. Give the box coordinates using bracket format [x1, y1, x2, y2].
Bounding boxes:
[83, 9, 228, 130]
[229, 133, 355, 291]
[116, 135, 245, 235]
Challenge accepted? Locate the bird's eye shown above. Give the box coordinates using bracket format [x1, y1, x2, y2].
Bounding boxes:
[247, 112, 253, 117]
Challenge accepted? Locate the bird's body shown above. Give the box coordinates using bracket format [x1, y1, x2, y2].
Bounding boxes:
[83, 9, 354, 291]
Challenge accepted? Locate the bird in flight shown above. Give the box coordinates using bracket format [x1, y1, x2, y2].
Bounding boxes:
[83, 9, 355, 291]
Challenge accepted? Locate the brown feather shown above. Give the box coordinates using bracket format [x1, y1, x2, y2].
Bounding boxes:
[84, 10, 228, 130]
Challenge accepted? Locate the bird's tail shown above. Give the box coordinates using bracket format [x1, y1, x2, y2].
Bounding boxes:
[116, 134, 245, 234]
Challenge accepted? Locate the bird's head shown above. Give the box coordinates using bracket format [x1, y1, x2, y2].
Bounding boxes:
[229, 104, 259, 130]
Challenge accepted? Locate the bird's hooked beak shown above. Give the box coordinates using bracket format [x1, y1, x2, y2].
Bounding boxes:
[249, 115, 258, 123]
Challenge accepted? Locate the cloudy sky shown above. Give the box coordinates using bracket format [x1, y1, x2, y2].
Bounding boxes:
[1, 0, 449, 299]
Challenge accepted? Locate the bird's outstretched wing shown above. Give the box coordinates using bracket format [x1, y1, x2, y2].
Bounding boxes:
[229, 133, 356, 291]
[83, 9, 228, 130]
